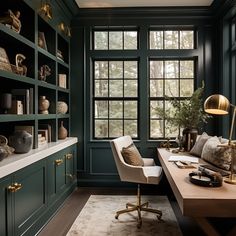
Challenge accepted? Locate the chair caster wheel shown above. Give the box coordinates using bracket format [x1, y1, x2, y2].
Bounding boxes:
[115, 214, 119, 219]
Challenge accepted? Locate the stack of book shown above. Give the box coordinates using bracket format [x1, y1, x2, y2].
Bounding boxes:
[57, 50, 64, 61]
[38, 124, 52, 147]
[58, 74, 67, 88]
[11, 88, 34, 114]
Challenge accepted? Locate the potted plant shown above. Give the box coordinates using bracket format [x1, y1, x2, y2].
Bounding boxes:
[163, 81, 211, 151]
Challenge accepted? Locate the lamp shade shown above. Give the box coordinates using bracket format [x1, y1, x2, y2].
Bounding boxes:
[204, 94, 230, 115]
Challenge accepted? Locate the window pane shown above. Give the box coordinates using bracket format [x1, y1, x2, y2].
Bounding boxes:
[95, 120, 108, 138]
[95, 101, 108, 118]
[150, 31, 163, 49]
[180, 60, 194, 78]
[180, 79, 194, 97]
[180, 31, 194, 49]
[165, 79, 179, 97]
[165, 121, 179, 137]
[124, 80, 137, 97]
[164, 31, 178, 49]
[150, 61, 163, 78]
[124, 120, 137, 137]
[165, 61, 179, 78]
[124, 101, 137, 118]
[94, 31, 108, 50]
[109, 101, 123, 118]
[150, 101, 163, 118]
[150, 120, 164, 138]
[165, 100, 177, 119]
[95, 61, 108, 78]
[109, 31, 123, 50]
[124, 61, 137, 78]
[150, 80, 163, 97]
[109, 120, 123, 137]
[109, 61, 123, 78]
[124, 31, 137, 49]
[109, 80, 123, 97]
[95, 80, 108, 97]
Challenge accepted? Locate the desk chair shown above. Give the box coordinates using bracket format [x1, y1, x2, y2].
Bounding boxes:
[110, 135, 163, 228]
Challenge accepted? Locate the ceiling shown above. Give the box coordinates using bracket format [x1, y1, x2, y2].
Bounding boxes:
[75, 0, 214, 8]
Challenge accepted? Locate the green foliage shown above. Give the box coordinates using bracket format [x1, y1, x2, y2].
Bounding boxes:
[163, 81, 211, 129]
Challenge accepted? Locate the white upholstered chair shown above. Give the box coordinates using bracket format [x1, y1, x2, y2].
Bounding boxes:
[110, 135, 163, 228]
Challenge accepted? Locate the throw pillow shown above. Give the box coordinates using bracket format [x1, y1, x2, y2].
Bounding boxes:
[121, 143, 144, 166]
[201, 136, 231, 170]
[190, 132, 211, 157]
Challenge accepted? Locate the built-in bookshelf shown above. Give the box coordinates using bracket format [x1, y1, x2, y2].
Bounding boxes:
[0, 0, 70, 149]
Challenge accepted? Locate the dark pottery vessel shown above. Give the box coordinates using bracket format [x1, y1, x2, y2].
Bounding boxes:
[182, 127, 198, 152]
[9, 130, 33, 153]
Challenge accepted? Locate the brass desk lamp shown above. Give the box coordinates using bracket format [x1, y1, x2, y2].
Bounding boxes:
[204, 94, 236, 184]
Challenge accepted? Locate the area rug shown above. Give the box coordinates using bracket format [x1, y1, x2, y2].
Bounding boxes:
[66, 195, 182, 236]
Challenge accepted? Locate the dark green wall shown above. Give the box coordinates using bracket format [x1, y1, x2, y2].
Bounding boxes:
[70, 2, 236, 187]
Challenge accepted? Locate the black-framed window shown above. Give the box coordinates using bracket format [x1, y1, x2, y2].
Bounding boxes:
[149, 30, 194, 49]
[93, 29, 138, 50]
[92, 27, 196, 140]
[149, 59, 195, 138]
[93, 60, 139, 138]
[149, 29, 195, 139]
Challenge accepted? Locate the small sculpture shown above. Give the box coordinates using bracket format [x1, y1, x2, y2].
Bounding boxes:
[0, 10, 21, 33]
[39, 65, 51, 82]
[0, 135, 14, 161]
[160, 138, 172, 150]
[15, 53, 27, 76]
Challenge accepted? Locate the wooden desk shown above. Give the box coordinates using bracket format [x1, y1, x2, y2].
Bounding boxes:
[157, 148, 236, 236]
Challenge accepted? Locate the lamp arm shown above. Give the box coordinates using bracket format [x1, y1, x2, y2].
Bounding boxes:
[229, 105, 236, 145]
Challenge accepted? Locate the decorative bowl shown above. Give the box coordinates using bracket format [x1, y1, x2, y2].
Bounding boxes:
[57, 101, 68, 114]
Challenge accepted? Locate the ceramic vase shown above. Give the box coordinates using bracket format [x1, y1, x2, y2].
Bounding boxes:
[58, 121, 67, 139]
[39, 96, 50, 114]
[1, 93, 12, 114]
[9, 130, 33, 153]
[57, 101, 68, 114]
[182, 127, 198, 151]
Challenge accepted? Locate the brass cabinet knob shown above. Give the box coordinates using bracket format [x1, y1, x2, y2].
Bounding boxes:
[66, 174, 76, 180]
[65, 153, 73, 160]
[8, 183, 22, 193]
[55, 159, 63, 166]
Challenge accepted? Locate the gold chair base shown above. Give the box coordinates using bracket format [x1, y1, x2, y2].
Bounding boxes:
[115, 184, 162, 228]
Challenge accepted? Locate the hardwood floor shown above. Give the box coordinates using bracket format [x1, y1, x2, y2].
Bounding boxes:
[38, 187, 207, 236]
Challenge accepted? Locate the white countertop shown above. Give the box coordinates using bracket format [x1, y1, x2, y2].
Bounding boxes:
[0, 137, 78, 179]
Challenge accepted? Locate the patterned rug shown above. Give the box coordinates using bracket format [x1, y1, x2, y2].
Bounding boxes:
[66, 195, 182, 236]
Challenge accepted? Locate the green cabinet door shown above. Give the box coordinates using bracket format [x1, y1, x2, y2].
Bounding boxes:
[47, 151, 66, 204]
[13, 160, 47, 236]
[65, 145, 77, 186]
[0, 177, 12, 236]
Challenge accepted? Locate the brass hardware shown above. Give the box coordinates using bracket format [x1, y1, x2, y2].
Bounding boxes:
[58, 22, 71, 37]
[66, 174, 76, 181]
[8, 185, 16, 192]
[39, 0, 53, 20]
[65, 153, 73, 160]
[8, 183, 22, 193]
[66, 174, 73, 180]
[55, 159, 63, 166]
[14, 183, 22, 192]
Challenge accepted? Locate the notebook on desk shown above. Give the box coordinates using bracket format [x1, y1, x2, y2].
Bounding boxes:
[168, 155, 199, 163]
